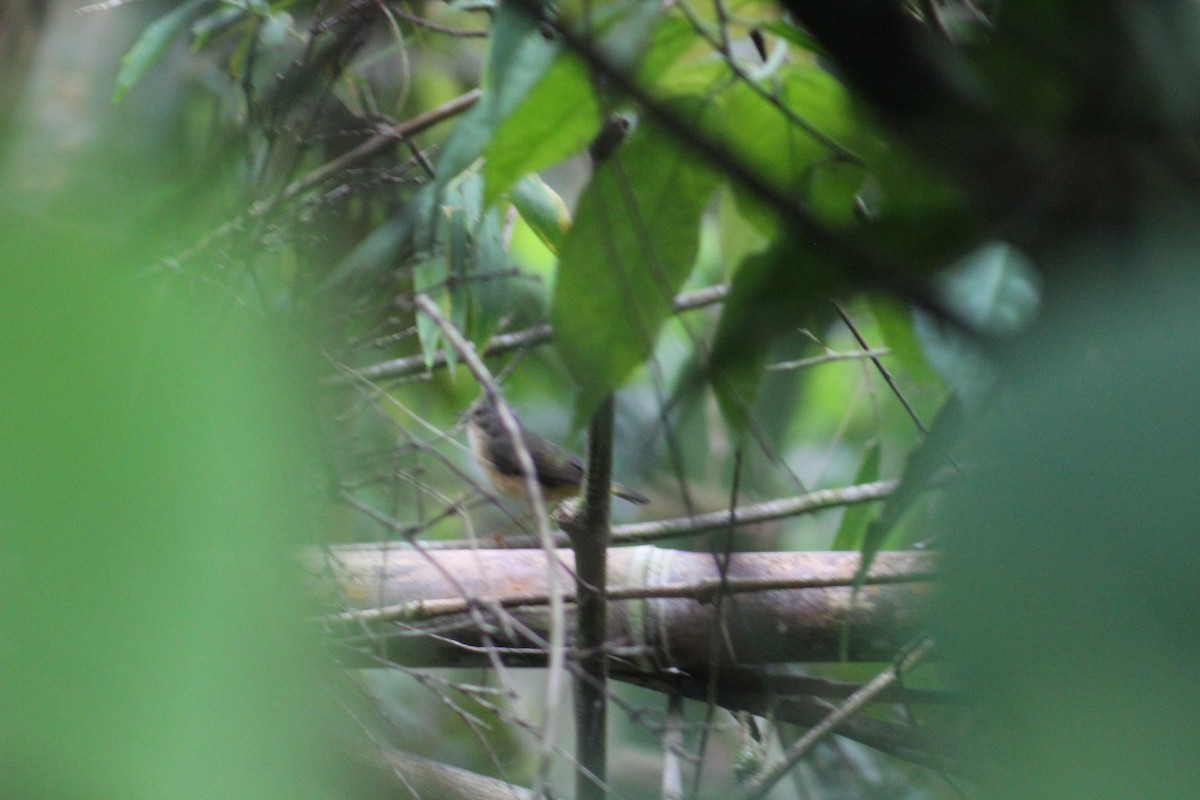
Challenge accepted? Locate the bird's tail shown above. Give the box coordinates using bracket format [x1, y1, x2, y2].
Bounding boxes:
[612, 482, 650, 504]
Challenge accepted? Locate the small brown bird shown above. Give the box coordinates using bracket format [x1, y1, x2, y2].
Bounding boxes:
[464, 400, 650, 505]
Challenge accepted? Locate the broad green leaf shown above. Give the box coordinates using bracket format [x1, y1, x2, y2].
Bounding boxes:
[721, 63, 865, 230]
[436, 0, 559, 183]
[551, 103, 722, 420]
[114, 0, 209, 105]
[482, 55, 603, 204]
[510, 174, 572, 254]
[832, 440, 881, 550]
[637, 15, 700, 86]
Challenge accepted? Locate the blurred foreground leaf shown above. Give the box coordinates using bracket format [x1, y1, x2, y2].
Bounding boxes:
[0, 210, 337, 800]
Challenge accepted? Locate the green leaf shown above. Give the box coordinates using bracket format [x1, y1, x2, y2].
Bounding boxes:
[0, 210, 335, 800]
[550, 103, 722, 420]
[114, 0, 209, 105]
[858, 397, 964, 580]
[414, 254, 450, 371]
[258, 10, 293, 48]
[437, 0, 560, 183]
[867, 295, 940, 387]
[509, 174, 572, 254]
[721, 63, 864, 226]
[708, 234, 844, 433]
[832, 440, 881, 550]
[915, 243, 1041, 408]
[482, 55, 603, 204]
[637, 15, 699, 87]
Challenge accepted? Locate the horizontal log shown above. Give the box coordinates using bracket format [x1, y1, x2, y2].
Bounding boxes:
[310, 546, 933, 668]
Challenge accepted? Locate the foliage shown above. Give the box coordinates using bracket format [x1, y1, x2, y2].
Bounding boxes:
[6, 0, 1200, 797]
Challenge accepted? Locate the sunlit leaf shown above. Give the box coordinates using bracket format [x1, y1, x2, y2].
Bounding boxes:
[509, 174, 572, 254]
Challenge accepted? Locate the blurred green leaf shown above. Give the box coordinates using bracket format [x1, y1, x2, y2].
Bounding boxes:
[0, 211, 335, 800]
[550, 103, 721, 421]
[936, 249, 1200, 799]
[832, 440, 880, 550]
[915, 243, 1040, 408]
[114, 0, 208, 105]
[867, 295, 940, 387]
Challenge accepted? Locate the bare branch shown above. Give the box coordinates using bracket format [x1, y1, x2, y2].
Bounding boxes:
[329, 283, 730, 385]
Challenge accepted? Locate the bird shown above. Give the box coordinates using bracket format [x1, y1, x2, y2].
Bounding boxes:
[464, 400, 650, 505]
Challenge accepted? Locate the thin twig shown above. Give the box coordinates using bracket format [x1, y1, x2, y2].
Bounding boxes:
[321, 564, 935, 626]
[420, 478, 900, 550]
[328, 283, 729, 385]
[734, 637, 936, 800]
[835, 302, 927, 433]
[767, 347, 891, 372]
[384, 2, 489, 37]
[166, 90, 481, 269]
